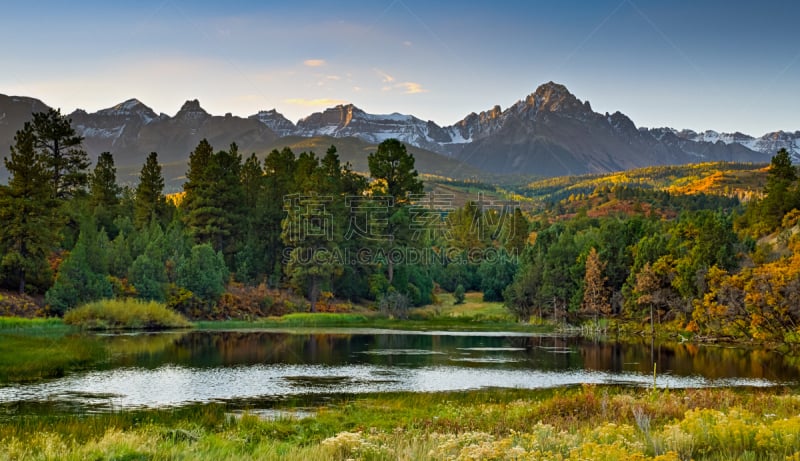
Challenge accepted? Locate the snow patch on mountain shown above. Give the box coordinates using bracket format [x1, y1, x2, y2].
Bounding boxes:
[77, 124, 126, 140]
[95, 99, 157, 124]
[250, 109, 296, 137]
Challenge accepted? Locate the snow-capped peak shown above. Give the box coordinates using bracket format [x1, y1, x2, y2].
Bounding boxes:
[95, 98, 157, 123]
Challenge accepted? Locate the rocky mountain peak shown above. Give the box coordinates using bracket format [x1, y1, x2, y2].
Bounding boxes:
[250, 109, 296, 137]
[516, 81, 588, 118]
[175, 99, 209, 120]
[95, 98, 158, 122]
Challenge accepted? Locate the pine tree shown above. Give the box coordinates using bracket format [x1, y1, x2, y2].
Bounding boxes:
[182, 141, 245, 266]
[761, 148, 799, 229]
[0, 124, 59, 293]
[45, 220, 113, 314]
[182, 139, 214, 220]
[262, 148, 297, 284]
[129, 252, 167, 301]
[177, 244, 229, 305]
[90, 152, 121, 234]
[503, 208, 530, 255]
[235, 153, 266, 283]
[134, 152, 166, 228]
[367, 139, 424, 284]
[367, 139, 423, 204]
[29, 108, 90, 199]
[89, 152, 121, 209]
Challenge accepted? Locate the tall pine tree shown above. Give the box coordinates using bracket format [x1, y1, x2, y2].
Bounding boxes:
[89, 152, 121, 234]
[182, 141, 245, 267]
[30, 108, 90, 199]
[0, 124, 59, 293]
[89, 152, 121, 209]
[367, 139, 424, 284]
[134, 152, 166, 228]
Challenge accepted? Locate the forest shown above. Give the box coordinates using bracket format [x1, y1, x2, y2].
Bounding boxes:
[1, 108, 800, 343]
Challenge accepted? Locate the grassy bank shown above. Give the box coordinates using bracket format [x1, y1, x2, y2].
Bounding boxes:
[2, 386, 800, 459]
[0, 316, 65, 330]
[195, 312, 551, 332]
[64, 299, 192, 330]
[0, 316, 102, 383]
[0, 333, 104, 383]
[197, 292, 553, 333]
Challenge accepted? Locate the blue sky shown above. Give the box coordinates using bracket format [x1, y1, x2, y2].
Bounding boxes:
[1, 0, 798, 134]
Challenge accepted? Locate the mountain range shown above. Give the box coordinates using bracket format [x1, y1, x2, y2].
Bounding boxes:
[1, 82, 797, 182]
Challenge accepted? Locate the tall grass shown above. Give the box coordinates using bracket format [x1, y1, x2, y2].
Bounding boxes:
[64, 299, 192, 330]
[3, 387, 800, 459]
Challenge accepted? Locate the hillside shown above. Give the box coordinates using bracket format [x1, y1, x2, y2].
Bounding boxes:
[518, 162, 768, 220]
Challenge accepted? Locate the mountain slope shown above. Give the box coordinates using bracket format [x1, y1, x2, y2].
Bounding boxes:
[1, 82, 795, 182]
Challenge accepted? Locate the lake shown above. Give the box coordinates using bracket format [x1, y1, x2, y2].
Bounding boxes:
[0, 329, 796, 410]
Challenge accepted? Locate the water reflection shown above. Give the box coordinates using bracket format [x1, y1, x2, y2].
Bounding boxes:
[0, 330, 797, 409]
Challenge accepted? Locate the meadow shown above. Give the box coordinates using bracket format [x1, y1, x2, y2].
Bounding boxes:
[2, 386, 800, 460]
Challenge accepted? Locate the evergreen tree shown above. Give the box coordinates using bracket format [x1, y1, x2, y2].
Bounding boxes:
[177, 244, 229, 305]
[134, 152, 166, 227]
[235, 153, 267, 283]
[262, 147, 297, 284]
[182, 141, 245, 266]
[477, 253, 518, 302]
[367, 139, 423, 204]
[89, 152, 121, 235]
[181, 139, 214, 233]
[503, 208, 530, 255]
[367, 139, 424, 284]
[89, 152, 120, 209]
[129, 253, 167, 301]
[762, 148, 799, 229]
[0, 124, 59, 293]
[45, 220, 113, 314]
[503, 256, 544, 322]
[29, 108, 90, 199]
[108, 231, 133, 279]
[241, 153, 264, 210]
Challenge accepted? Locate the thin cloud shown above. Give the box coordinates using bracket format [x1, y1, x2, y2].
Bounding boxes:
[375, 69, 395, 83]
[304, 59, 326, 67]
[397, 82, 428, 94]
[285, 98, 347, 107]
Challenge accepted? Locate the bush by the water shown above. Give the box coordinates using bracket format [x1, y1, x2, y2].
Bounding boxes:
[64, 299, 192, 330]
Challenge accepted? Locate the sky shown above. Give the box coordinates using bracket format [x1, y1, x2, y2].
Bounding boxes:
[1, 0, 798, 135]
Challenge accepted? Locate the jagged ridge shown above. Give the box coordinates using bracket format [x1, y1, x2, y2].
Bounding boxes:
[0, 82, 795, 180]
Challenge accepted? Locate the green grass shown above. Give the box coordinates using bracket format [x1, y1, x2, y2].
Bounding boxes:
[64, 299, 193, 330]
[3, 386, 800, 459]
[0, 333, 105, 383]
[0, 316, 66, 330]
[195, 312, 373, 330]
[410, 291, 514, 322]
[197, 292, 548, 333]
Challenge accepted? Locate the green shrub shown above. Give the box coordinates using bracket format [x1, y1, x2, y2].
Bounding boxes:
[64, 299, 192, 330]
[454, 284, 466, 305]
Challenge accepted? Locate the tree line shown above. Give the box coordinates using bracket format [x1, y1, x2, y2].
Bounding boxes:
[504, 148, 800, 342]
[3, 108, 799, 341]
[0, 109, 523, 318]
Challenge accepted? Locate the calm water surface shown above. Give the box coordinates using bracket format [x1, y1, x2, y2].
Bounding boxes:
[1, 329, 797, 409]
